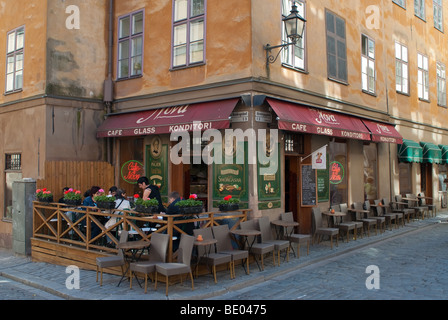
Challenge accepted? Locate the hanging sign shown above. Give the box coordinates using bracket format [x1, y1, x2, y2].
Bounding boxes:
[121, 160, 144, 184]
[329, 161, 344, 185]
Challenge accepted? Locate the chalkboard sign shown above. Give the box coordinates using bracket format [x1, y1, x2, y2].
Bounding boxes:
[301, 164, 317, 207]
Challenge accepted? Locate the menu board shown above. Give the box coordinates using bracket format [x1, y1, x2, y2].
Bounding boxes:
[301, 164, 317, 207]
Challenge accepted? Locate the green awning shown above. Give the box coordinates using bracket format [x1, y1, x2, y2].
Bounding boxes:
[420, 142, 442, 164]
[438, 144, 448, 164]
[398, 139, 423, 163]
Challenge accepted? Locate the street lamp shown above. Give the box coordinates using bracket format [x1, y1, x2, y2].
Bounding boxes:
[264, 2, 306, 67]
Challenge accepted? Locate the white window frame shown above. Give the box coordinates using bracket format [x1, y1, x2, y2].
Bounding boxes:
[415, 0, 426, 20]
[6, 26, 24, 93]
[437, 61, 446, 107]
[395, 42, 409, 94]
[361, 34, 376, 95]
[433, 0, 443, 31]
[417, 52, 429, 101]
[281, 0, 306, 71]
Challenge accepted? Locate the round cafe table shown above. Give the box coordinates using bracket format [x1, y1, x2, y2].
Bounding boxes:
[193, 238, 217, 277]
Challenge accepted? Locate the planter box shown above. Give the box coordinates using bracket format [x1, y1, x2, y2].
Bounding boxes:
[64, 199, 82, 206]
[96, 201, 116, 210]
[179, 206, 203, 214]
[135, 204, 158, 214]
[219, 203, 240, 212]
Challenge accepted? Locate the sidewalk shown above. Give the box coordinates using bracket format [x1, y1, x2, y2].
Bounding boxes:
[1, 212, 447, 300]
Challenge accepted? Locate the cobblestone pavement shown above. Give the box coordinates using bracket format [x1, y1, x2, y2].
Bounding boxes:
[209, 221, 448, 300]
[0, 213, 447, 300]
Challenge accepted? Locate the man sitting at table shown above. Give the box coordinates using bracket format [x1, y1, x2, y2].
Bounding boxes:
[155, 191, 194, 251]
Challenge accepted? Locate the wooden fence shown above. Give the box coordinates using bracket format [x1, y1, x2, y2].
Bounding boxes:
[31, 201, 250, 274]
[37, 161, 115, 201]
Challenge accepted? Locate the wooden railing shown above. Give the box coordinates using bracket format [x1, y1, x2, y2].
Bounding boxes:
[32, 202, 250, 262]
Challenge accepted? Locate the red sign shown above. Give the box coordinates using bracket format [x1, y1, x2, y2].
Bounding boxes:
[329, 161, 344, 185]
[121, 160, 144, 184]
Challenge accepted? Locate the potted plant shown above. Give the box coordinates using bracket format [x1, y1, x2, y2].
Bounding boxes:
[63, 188, 82, 206]
[175, 194, 203, 214]
[218, 195, 240, 212]
[134, 194, 160, 214]
[94, 192, 116, 210]
[35, 188, 53, 203]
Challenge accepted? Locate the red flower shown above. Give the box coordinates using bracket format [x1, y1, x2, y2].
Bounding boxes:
[134, 194, 140, 198]
[64, 190, 69, 194]
[43, 188, 47, 192]
[224, 195, 232, 201]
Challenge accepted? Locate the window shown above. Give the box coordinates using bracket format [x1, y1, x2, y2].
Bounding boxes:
[434, 0, 443, 31]
[6, 26, 24, 93]
[417, 53, 429, 101]
[399, 162, 412, 195]
[393, 0, 407, 8]
[437, 61, 446, 107]
[415, 0, 426, 20]
[117, 10, 144, 79]
[329, 141, 347, 206]
[363, 144, 378, 201]
[284, 132, 304, 154]
[361, 34, 376, 94]
[172, 0, 205, 68]
[4, 154, 22, 220]
[281, 0, 306, 70]
[326, 10, 347, 82]
[395, 42, 409, 94]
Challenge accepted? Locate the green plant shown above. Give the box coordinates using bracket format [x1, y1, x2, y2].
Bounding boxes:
[218, 195, 240, 205]
[94, 195, 116, 203]
[175, 194, 202, 207]
[36, 188, 53, 200]
[134, 194, 159, 207]
[63, 188, 82, 201]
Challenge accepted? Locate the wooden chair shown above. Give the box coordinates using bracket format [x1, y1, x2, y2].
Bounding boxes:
[394, 195, 415, 222]
[193, 227, 232, 283]
[240, 219, 275, 271]
[331, 204, 356, 242]
[352, 202, 377, 237]
[406, 194, 428, 220]
[280, 212, 311, 258]
[311, 207, 339, 249]
[129, 232, 170, 293]
[155, 234, 195, 296]
[96, 230, 128, 286]
[340, 203, 363, 240]
[418, 192, 436, 217]
[382, 198, 404, 227]
[258, 216, 290, 265]
[212, 224, 249, 278]
[372, 200, 394, 231]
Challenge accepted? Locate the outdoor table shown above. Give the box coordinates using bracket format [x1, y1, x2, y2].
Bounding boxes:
[230, 229, 262, 270]
[348, 208, 370, 220]
[322, 211, 346, 227]
[193, 238, 218, 277]
[117, 240, 151, 286]
[270, 220, 298, 240]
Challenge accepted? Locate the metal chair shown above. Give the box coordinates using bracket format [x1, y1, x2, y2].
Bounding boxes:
[95, 230, 128, 286]
[382, 198, 404, 227]
[353, 202, 377, 237]
[258, 216, 290, 265]
[418, 192, 436, 217]
[129, 232, 170, 293]
[331, 204, 356, 242]
[155, 234, 195, 296]
[311, 207, 339, 249]
[240, 219, 275, 270]
[212, 224, 249, 278]
[280, 212, 311, 258]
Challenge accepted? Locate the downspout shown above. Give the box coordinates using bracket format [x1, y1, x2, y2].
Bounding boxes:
[104, 0, 114, 164]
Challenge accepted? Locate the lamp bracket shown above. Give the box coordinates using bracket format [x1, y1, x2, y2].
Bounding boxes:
[264, 41, 296, 66]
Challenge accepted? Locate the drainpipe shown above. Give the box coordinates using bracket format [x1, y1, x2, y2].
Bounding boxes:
[103, 0, 114, 163]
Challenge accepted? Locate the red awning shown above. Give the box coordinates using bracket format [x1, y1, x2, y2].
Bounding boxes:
[97, 98, 239, 138]
[267, 98, 371, 141]
[361, 119, 403, 144]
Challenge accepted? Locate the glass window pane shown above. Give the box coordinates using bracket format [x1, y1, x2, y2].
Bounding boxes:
[423, 56, 428, 70]
[7, 32, 15, 53]
[327, 35, 336, 55]
[118, 59, 129, 78]
[15, 70, 23, 89]
[191, 0, 205, 16]
[418, 54, 423, 69]
[338, 58, 347, 80]
[175, 0, 188, 21]
[131, 55, 142, 76]
[328, 54, 337, 78]
[190, 19, 204, 42]
[395, 42, 401, 59]
[368, 60, 375, 77]
[368, 39, 374, 58]
[190, 40, 203, 63]
[119, 40, 129, 60]
[326, 11, 335, 34]
[361, 35, 367, 55]
[119, 16, 130, 38]
[173, 45, 187, 66]
[7, 56, 14, 74]
[16, 29, 24, 50]
[132, 12, 143, 34]
[6, 73, 14, 91]
[337, 40, 346, 59]
[174, 24, 187, 46]
[402, 46, 408, 62]
[335, 17, 345, 38]
[131, 36, 143, 56]
[362, 73, 368, 90]
[15, 53, 23, 71]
